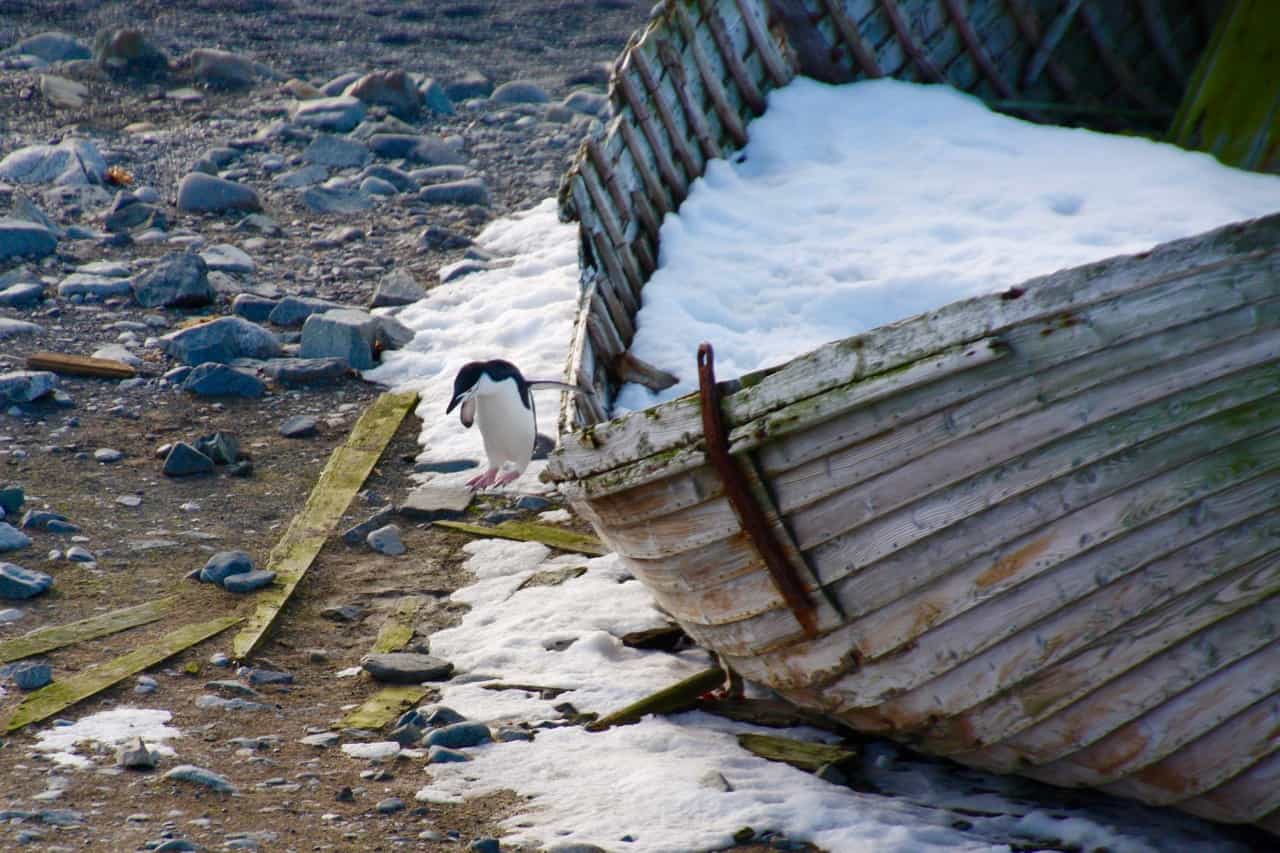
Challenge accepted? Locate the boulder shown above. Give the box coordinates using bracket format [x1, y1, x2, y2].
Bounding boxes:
[93, 28, 168, 75]
[180, 48, 257, 89]
[0, 562, 53, 600]
[371, 268, 425, 307]
[291, 96, 365, 132]
[176, 173, 262, 213]
[159, 316, 282, 365]
[490, 80, 550, 104]
[0, 139, 106, 186]
[182, 363, 266, 398]
[0, 371, 57, 403]
[299, 308, 380, 370]
[343, 69, 423, 120]
[132, 252, 212, 308]
[5, 31, 91, 63]
[367, 133, 464, 165]
[419, 178, 489, 206]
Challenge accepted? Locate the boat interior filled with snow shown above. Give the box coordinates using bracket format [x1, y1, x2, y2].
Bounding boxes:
[545, 0, 1280, 836]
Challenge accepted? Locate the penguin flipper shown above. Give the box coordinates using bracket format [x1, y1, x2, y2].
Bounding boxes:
[459, 397, 476, 428]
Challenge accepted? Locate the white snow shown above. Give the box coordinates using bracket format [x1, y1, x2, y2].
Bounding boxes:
[615, 78, 1280, 411]
[34, 707, 181, 768]
[360, 77, 1275, 851]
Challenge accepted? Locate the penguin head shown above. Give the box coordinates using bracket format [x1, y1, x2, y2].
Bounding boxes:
[447, 359, 530, 427]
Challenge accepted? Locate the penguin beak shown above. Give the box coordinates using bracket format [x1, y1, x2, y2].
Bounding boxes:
[446, 388, 477, 428]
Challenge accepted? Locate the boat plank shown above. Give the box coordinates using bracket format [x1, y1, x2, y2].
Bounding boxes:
[1177, 748, 1280, 824]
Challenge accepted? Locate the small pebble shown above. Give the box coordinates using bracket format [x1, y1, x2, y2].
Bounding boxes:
[94, 447, 123, 463]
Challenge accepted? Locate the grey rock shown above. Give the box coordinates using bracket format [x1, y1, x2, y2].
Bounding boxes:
[117, 736, 157, 769]
[515, 495, 554, 513]
[343, 70, 423, 120]
[341, 506, 396, 545]
[0, 219, 57, 261]
[360, 176, 397, 196]
[0, 487, 25, 515]
[93, 28, 169, 74]
[0, 608, 22, 624]
[6, 31, 90, 62]
[291, 96, 365, 132]
[268, 295, 343, 327]
[388, 722, 423, 746]
[193, 431, 239, 465]
[132, 253, 213, 308]
[222, 569, 276, 593]
[419, 77, 454, 115]
[360, 652, 453, 684]
[36, 808, 83, 826]
[414, 164, 469, 184]
[232, 293, 277, 323]
[182, 363, 265, 398]
[236, 212, 281, 235]
[300, 184, 374, 214]
[427, 746, 470, 763]
[299, 308, 380, 370]
[246, 668, 293, 686]
[162, 442, 214, 477]
[299, 731, 340, 748]
[0, 317, 42, 339]
[367, 133, 465, 165]
[366, 524, 406, 556]
[374, 313, 414, 350]
[563, 90, 609, 117]
[200, 243, 254, 275]
[163, 764, 237, 794]
[420, 178, 489, 206]
[279, 415, 318, 438]
[375, 797, 406, 814]
[176, 173, 261, 213]
[0, 562, 53, 599]
[303, 135, 370, 169]
[439, 258, 490, 283]
[20, 509, 76, 533]
[103, 196, 166, 232]
[91, 344, 142, 367]
[399, 485, 472, 520]
[93, 448, 123, 464]
[40, 73, 88, 109]
[57, 273, 134, 300]
[152, 840, 200, 852]
[0, 139, 106, 186]
[422, 706, 467, 727]
[490, 80, 550, 104]
[180, 47, 257, 89]
[160, 316, 282, 364]
[469, 838, 500, 853]
[320, 71, 361, 95]
[273, 164, 328, 189]
[0, 371, 57, 403]
[494, 726, 534, 742]
[424, 721, 491, 749]
[323, 603, 364, 622]
[360, 164, 417, 192]
[192, 145, 240, 174]
[0, 281, 45, 308]
[371, 269, 425, 308]
[200, 550, 254, 584]
[444, 70, 493, 101]
[11, 661, 52, 690]
[259, 357, 350, 385]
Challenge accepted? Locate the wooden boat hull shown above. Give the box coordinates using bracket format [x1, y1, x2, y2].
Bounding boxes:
[548, 0, 1280, 835]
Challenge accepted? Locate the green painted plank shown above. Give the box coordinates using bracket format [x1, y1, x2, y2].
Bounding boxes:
[339, 685, 431, 731]
[371, 596, 424, 654]
[232, 390, 418, 659]
[0, 597, 177, 664]
[3, 615, 242, 732]
[433, 519, 608, 556]
[1170, 0, 1280, 170]
[736, 732, 858, 772]
[587, 667, 726, 732]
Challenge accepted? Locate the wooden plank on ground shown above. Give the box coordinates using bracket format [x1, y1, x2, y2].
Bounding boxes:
[339, 685, 430, 731]
[371, 596, 424, 654]
[737, 732, 858, 772]
[433, 519, 608, 556]
[26, 351, 137, 379]
[231, 390, 418, 659]
[0, 597, 176, 664]
[3, 615, 242, 732]
[586, 666, 725, 731]
[1169, 0, 1280, 171]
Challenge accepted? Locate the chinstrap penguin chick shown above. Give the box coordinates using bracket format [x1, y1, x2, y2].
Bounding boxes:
[446, 359, 579, 490]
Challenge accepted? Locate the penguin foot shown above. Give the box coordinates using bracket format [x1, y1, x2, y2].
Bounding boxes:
[492, 469, 522, 487]
[467, 468, 499, 490]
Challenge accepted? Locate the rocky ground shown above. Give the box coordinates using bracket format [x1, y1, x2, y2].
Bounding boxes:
[0, 2, 684, 851]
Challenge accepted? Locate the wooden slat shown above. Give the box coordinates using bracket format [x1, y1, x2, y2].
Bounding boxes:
[672, 0, 750, 148]
[0, 597, 176, 663]
[371, 596, 424, 654]
[698, 0, 767, 115]
[4, 616, 242, 732]
[232, 391, 418, 659]
[819, 0, 884, 77]
[433, 519, 608, 556]
[339, 686, 430, 732]
[733, 0, 794, 86]
[613, 67, 689, 199]
[616, 116, 677, 218]
[26, 351, 136, 379]
[875, 0, 944, 81]
[941, 0, 1014, 97]
[655, 38, 721, 163]
[628, 43, 702, 182]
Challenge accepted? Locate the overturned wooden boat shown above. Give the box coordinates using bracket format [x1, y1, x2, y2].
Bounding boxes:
[546, 0, 1280, 836]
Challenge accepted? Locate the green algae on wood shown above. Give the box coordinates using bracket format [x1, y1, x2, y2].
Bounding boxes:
[339, 685, 431, 731]
[736, 733, 858, 773]
[1170, 0, 1280, 171]
[232, 390, 419, 659]
[3, 615, 242, 732]
[0, 596, 177, 664]
[586, 666, 725, 732]
[371, 596, 424, 655]
[433, 519, 608, 556]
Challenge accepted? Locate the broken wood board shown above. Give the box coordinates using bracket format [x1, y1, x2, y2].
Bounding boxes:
[433, 519, 608, 556]
[3, 615, 242, 732]
[736, 733, 858, 773]
[371, 596, 424, 654]
[26, 350, 137, 379]
[0, 596, 177, 664]
[339, 685, 431, 732]
[696, 697, 848, 734]
[587, 666, 725, 732]
[232, 390, 418, 659]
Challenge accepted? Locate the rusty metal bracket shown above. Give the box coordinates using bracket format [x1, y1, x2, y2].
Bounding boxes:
[697, 342, 819, 638]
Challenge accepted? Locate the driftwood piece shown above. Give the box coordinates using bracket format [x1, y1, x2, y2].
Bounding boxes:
[26, 351, 136, 379]
[371, 596, 424, 654]
[613, 351, 679, 393]
[586, 666, 725, 731]
[696, 696, 848, 733]
[3, 616, 242, 732]
[232, 390, 418, 659]
[432, 519, 607, 556]
[0, 596, 176, 663]
[737, 732, 858, 773]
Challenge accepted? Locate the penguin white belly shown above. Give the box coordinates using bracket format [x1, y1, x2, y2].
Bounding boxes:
[475, 388, 535, 472]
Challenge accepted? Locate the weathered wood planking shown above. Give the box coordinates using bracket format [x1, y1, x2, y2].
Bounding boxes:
[0, 597, 176, 663]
